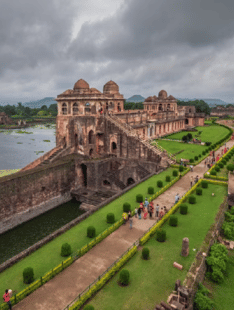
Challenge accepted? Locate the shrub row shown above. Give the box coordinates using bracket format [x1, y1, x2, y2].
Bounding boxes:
[204, 145, 234, 181]
[140, 179, 228, 246]
[194, 283, 214, 310]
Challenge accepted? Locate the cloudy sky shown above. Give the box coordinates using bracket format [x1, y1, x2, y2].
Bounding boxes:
[1, 0, 234, 104]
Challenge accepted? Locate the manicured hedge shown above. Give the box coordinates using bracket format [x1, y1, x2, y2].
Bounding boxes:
[123, 202, 131, 212]
[157, 180, 163, 188]
[106, 213, 115, 223]
[188, 195, 196, 204]
[142, 247, 150, 260]
[156, 229, 166, 242]
[61, 243, 72, 257]
[169, 215, 178, 227]
[148, 186, 154, 194]
[196, 188, 202, 195]
[180, 204, 188, 215]
[136, 194, 143, 203]
[87, 226, 96, 238]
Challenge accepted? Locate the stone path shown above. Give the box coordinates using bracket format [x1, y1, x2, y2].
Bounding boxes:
[13, 138, 234, 310]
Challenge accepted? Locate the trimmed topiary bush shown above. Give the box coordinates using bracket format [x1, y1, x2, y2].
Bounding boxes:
[156, 229, 166, 242]
[23, 267, 34, 284]
[180, 204, 188, 215]
[157, 180, 163, 188]
[165, 175, 171, 182]
[218, 163, 224, 169]
[190, 158, 194, 163]
[201, 180, 208, 188]
[172, 170, 178, 176]
[169, 215, 178, 227]
[189, 195, 196, 204]
[202, 151, 206, 155]
[196, 188, 203, 195]
[119, 269, 130, 286]
[210, 170, 217, 176]
[87, 226, 96, 238]
[61, 243, 72, 257]
[123, 202, 131, 212]
[148, 186, 154, 194]
[142, 247, 150, 260]
[227, 163, 234, 171]
[215, 166, 220, 172]
[194, 156, 198, 161]
[179, 166, 184, 172]
[136, 194, 143, 203]
[84, 306, 95, 310]
[106, 213, 115, 223]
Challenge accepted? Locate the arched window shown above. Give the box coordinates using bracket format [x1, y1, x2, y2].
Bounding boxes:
[118, 102, 121, 112]
[106, 102, 109, 110]
[159, 104, 162, 111]
[167, 104, 170, 111]
[189, 108, 192, 113]
[111, 142, 117, 153]
[73, 103, 79, 115]
[62, 103, 67, 115]
[88, 130, 94, 144]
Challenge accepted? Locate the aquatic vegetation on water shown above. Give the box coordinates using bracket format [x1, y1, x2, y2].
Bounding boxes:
[17, 142, 23, 144]
[16, 130, 33, 134]
[34, 151, 44, 155]
[43, 140, 51, 142]
[31, 139, 35, 141]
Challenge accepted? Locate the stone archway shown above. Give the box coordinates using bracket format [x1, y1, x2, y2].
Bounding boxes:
[89, 148, 93, 157]
[127, 177, 135, 186]
[81, 164, 87, 187]
[185, 119, 189, 125]
[111, 142, 117, 154]
[88, 130, 95, 144]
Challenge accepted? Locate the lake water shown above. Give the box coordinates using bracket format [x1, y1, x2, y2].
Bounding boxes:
[0, 125, 56, 169]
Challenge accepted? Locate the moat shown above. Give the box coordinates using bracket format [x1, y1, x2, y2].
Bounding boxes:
[0, 125, 56, 169]
[0, 199, 83, 264]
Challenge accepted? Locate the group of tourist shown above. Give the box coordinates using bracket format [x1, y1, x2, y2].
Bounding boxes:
[122, 196, 174, 230]
[190, 175, 200, 187]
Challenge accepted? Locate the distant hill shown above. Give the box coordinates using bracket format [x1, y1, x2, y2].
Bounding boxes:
[126, 95, 145, 103]
[23, 97, 56, 108]
[177, 98, 229, 107]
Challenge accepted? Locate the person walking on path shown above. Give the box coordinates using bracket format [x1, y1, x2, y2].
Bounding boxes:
[128, 210, 131, 221]
[144, 198, 149, 210]
[190, 176, 193, 188]
[148, 204, 153, 219]
[134, 207, 138, 218]
[3, 290, 12, 310]
[190, 164, 194, 172]
[138, 207, 141, 219]
[155, 204, 160, 218]
[164, 206, 168, 214]
[159, 208, 164, 220]
[175, 193, 180, 204]
[129, 216, 133, 229]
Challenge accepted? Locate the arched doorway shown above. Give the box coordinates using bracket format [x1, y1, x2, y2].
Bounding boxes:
[88, 130, 94, 144]
[81, 164, 87, 187]
[127, 177, 135, 186]
[111, 142, 117, 154]
[89, 148, 93, 157]
[74, 134, 78, 148]
[103, 180, 111, 187]
[62, 137, 66, 148]
[185, 119, 189, 125]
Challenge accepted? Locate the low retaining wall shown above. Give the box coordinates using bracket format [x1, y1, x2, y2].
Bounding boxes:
[0, 192, 72, 235]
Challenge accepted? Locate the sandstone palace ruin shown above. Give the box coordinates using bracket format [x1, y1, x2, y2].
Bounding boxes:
[0, 79, 205, 233]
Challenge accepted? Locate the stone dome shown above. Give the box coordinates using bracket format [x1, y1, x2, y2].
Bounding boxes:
[152, 95, 158, 101]
[145, 96, 153, 102]
[103, 80, 119, 94]
[167, 95, 176, 100]
[158, 90, 168, 99]
[74, 79, 89, 90]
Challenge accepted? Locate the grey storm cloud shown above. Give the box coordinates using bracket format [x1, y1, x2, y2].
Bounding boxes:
[1, 0, 234, 102]
[69, 0, 234, 61]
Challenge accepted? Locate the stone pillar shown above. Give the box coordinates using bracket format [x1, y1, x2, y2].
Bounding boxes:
[181, 238, 189, 257]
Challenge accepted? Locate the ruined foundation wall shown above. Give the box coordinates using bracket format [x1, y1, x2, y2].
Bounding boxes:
[0, 160, 77, 234]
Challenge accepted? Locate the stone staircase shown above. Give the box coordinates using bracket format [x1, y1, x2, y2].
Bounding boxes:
[137, 164, 150, 178]
[71, 188, 117, 207]
[37, 148, 64, 167]
[102, 171, 127, 190]
[103, 114, 176, 166]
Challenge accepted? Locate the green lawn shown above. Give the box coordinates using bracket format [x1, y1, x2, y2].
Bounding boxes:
[164, 125, 229, 144]
[204, 252, 234, 310]
[89, 183, 227, 310]
[0, 168, 179, 297]
[157, 140, 205, 161]
[0, 169, 20, 177]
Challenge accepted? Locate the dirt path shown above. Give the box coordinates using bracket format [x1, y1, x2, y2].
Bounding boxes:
[13, 139, 234, 310]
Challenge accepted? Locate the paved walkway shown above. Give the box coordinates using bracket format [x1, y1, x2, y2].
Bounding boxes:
[14, 138, 234, 310]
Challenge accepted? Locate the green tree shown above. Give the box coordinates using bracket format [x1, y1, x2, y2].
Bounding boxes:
[177, 100, 211, 115]
[41, 105, 48, 110]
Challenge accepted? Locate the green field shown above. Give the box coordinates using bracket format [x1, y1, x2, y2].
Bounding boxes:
[0, 168, 179, 297]
[157, 140, 205, 161]
[163, 125, 229, 144]
[89, 183, 227, 310]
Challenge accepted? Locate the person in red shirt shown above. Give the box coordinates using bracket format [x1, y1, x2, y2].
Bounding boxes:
[3, 290, 12, 310]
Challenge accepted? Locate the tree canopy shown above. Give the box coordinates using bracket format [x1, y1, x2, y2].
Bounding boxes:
[177, 100, 211, 115]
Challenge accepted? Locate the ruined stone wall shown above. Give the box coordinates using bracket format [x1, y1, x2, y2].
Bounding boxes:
[0, 160, 78, 233]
